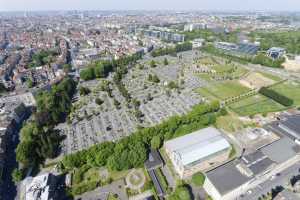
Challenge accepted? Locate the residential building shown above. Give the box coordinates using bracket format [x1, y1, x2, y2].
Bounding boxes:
[164, 127, 231, 179]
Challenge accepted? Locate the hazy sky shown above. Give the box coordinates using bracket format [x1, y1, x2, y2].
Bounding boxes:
[1, 0, 300, 11]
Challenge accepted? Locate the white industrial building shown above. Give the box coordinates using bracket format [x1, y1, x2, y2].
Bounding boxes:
[164, 127, 231, 179]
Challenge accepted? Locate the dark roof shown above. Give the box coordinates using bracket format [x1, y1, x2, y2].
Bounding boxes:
[145, 149, 163, 170]
[206, 160, 251, 195]
[241, 150, 275, 175]
[280, 115, 300, 137]
[261, 137, 298, 163]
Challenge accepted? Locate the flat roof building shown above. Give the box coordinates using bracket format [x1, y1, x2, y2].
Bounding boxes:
[277, 114, 300, 141]
[267, 47, 285, 59]
[204, 134, 300, 200]
[164, 127, 231, 178]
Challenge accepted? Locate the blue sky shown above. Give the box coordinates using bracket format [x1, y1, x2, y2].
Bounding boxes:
[1, 0, 300, 11]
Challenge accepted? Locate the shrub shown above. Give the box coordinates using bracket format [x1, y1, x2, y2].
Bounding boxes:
[259, 87, 293, 106]
[192, 172, 205, 187]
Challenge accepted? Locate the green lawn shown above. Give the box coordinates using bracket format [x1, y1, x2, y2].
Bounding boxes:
[211, 64, 233, 73]
[197, 80, 250, 100]
[229, 94, 286, 116]
[270, 81, 300, 106]
[258, 72, 282, 82]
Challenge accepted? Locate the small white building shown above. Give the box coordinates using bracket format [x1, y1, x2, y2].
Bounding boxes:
[23, 173, 57, 200]
[192, 38, 205, 49]
[164, 127, 231, 179]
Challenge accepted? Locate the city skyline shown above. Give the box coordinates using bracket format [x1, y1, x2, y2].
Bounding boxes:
[1, 0, 300, 11]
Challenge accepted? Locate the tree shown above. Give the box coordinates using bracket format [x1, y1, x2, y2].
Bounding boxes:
[16, 141, 36, 167]
[12, 168, 24, 183]
[167, 81, 178, 89]
[152, 75, 160, 83]
[80, 68, 95, 81]
[113, 99, 121, 109]
[26, 79, 34, 88]
[150, 60, 156, 68]
[95, 98, 104, 105]
[169, 185, 192, 200]
[164, 58, 169, 65]
[79, 86, 91, 96]
[151, 135, 161, 149]
[192, 172, 205, 187]
[63, 64, 72, 73]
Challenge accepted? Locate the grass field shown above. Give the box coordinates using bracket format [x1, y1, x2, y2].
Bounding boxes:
[270, 81, 300, 106]
[197, 80, 250, 100]
[258, 72, 282, 82]
[229, 94, 286, 116]
[215, 113, 247, 132]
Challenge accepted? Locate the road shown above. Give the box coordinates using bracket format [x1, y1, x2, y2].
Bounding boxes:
[1, 130, 20, 200]
[239, 162, 300, 200]
[75, 179, 128, 200]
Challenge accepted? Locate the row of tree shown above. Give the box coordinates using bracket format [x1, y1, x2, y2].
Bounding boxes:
[16, 78, 77, 170]
[151, 42, 192, 57]
[252, 53, 285, 68]
[61, 101, 222, 172]
[202, 45, 285, 68]
[259, 87, 293, 106]
[80, 52, 143, 81]
[249, 31, 300, 54]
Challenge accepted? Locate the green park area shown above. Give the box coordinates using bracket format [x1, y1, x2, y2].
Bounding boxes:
[228, 94, 286, 116]
[270, 81, 300, 106]
[197, 80, 250, 100]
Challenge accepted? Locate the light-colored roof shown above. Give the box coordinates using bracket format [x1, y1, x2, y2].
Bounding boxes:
[25, 173, 51, 200]
[165, 127, 230, 166]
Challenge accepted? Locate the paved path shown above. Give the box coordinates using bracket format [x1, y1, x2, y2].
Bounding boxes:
[75, 179, 128, 200]
[129, 190, 153, 200]
[161, 165, 176, 188]
[239, 162, 300, 200]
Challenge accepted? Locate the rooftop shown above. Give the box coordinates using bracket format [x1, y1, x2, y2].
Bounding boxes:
[206, 134, 297, 196]
[165, 127, 230, 166]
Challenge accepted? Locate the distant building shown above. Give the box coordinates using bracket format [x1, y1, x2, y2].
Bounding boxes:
[184, 23, 207, 32]
[215, 41, 259, 56]
[164, 127, 231, 179]
[267, 47, 285, 59]
[275, 114, 300, 143]
[192, 38, 205, 49]
[143, 30, 185, 42]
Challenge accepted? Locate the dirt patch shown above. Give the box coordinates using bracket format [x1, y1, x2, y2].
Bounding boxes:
[239, 72, 275, 89]
[283, 56, 300, 72]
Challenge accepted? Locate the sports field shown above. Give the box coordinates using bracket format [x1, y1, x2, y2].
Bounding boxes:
[197, 80, 250, 100]
[229, 94, 286, 116]
[270, 81, 300, 106]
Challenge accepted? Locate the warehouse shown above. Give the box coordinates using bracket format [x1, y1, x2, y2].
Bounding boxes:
[164, 127, 231, 179]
